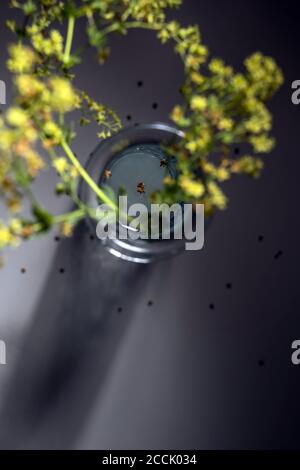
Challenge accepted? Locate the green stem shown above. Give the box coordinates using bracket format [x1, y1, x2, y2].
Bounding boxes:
[125, 21, 161, 31]
[102, 21, 160, 37]
[30, 208, 85, 235]
[61, 139, 117, 211]
[52, 208, 85, 224]
[64, 16, 75, 64]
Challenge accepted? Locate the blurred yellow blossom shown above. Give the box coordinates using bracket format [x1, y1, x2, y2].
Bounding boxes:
[7, 44, 36, 73]
[207, 181, 227, 210]
[0, 226, 12, 248]
[53, 157, 68, 174]
[49, 77, 79, 113]
[6, 107, 29, 127]
[61, 221, 73, 237]
[190, 96, 207, 111]
[179, 175, 205, 198]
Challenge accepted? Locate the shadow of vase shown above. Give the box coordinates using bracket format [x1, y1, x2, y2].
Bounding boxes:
[0, 220, 160, 449]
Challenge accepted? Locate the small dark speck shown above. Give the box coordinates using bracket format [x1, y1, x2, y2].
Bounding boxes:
[147, 300, 153, 307]
[137, 80, 143, 87]
[59, 268, 65, 274]
[134, 122, 139, 127]
[258, 235, 264, 242]
[258, 360, 265, 367]
[21, 268, 26, 274]
[54, 236, 60, 242]
[126, 115, 132, 121]
[234, 147, 240, 155]
[274, 250, 283, 260]
[209, 303, 215, 310]
[226, 282, 232, 289]
[117, 307, 123, 313]
[152, 102, 158, 110]
[90, 234, 95, 241]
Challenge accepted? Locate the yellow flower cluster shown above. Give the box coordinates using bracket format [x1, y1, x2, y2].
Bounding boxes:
[158, 21, 208, 72]
[231, 156, 264, 178]
[0, 218, 25, 250]
[125, 0, 182, 26]
[207, 181, 227, 210]
[52, 156, 77, 179]
[32, 30, 63, 58]
[14, 73, 80, 117]
[190, 96, 207, 112]
[7, 44, 36, 74]
[160, 29, 283, 209]
[49, 77, 80, 113]
[202, 162, 230, 182]
[245, 52, 284, 100]
[179, 175, 205, 198]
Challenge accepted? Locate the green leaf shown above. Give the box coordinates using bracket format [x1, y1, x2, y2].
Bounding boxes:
[23, 0, 36, 15]
[86, 25, 106, 49]
[32, 205, 53, 231]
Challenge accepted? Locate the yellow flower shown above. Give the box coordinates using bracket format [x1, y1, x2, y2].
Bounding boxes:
[24, 151, 45, 177]
[43, 121, 63, 142]
[201, 162, 230, 181]
[209, 58, 225, 75]
[26, 24, 40, 36]
[61, 221, 73, 237]
[232, 74, 248, 92]
[0, 130, 14, 151]
[7, 44, 36, 73]
[168, 21, 180, 34]
[15, 75, 43, 98]
[190, 95, 207, 111]
[70, 167, 78, 179]
[103, 11, 115, 20]
[250, 134, 274, 153]
[207, 181, 227, 209]
[49, 77, 79, 113]
[179, 175, 205, 198]
[185, 54, 201, 70]
[209, 58, 232, 77]
[6, 107, 29, 127]
[244, 112, 271, 134]
[191, 72, 205, 85]
[171, 105, 184, 122]
[195, 129, 211, 150]
[23, 126, 38, 143]
[202, 162, 215, 174]
[32, 33, 52, 56]
[232, 156, 264, 178]
[0, 226, 12, 248]
[50, 30, 63, 55]
[53, 157, 68, 174]
[9, 218, 22, 235]
[216, 167, 230, 181]
[185, 140, 198, 153]
[158, 28, 170, 43]
[218, 118, 233, 131]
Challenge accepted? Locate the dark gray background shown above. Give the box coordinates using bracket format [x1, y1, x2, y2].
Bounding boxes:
[0, 0, 299, 450]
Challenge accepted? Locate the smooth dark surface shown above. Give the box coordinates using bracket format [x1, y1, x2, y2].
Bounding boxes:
[0, 0, 299, 449]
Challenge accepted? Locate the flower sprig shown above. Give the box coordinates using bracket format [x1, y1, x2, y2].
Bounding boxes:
[0, 0, 283, 259]
[152, 21, 283, 212]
